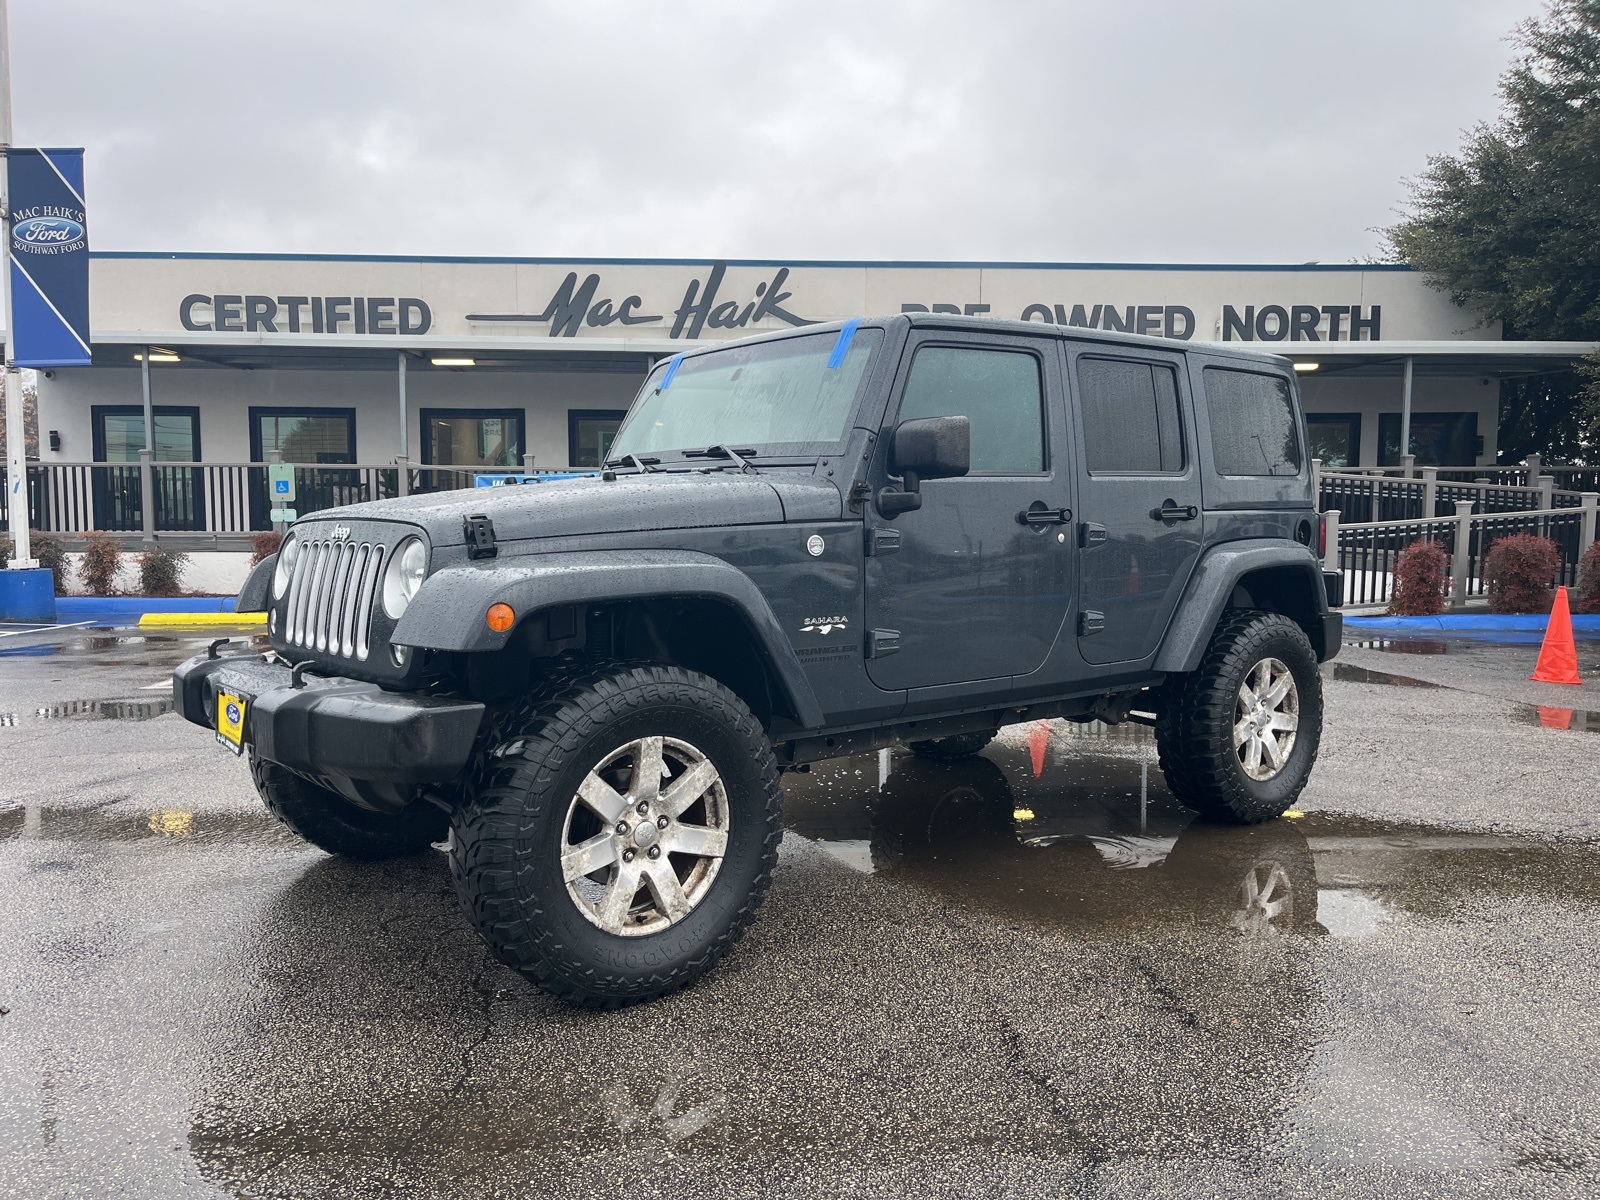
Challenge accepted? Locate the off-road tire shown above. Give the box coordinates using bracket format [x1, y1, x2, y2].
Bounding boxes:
[248, 752, 448, 859]
[906, 730, 995, 761]
[449, 662, 783, 1009]
[1155, 610, 1323, 824]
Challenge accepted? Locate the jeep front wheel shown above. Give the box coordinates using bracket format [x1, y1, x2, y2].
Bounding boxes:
[450, 663, 782, 1008]
[1155, 611, 1323, 824]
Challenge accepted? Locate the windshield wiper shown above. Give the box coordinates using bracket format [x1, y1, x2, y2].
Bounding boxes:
[681, 445, 759, 474]
[603, 453, 660, 473]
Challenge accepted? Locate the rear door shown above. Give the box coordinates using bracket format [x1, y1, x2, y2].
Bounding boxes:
[1067, 346, 1202, 665]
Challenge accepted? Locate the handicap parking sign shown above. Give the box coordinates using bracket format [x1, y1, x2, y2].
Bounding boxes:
[267, 463, 296, 502]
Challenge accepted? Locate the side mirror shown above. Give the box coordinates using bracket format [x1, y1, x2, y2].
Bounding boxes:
[879, 415, 970, 517]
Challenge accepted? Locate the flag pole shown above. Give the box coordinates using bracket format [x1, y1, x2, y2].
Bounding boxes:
[0, 0, 30, 570]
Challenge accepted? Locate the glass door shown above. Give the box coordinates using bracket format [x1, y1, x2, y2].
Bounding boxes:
[249, 408, 357, 529]
[92, 407, 203, 531]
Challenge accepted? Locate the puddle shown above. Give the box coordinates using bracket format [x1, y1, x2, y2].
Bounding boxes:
[1328, 662, 1441, 688]
[1520, 705, 1600, 734]
[0, 802, 289, 846]
[782, 728, 1576, 940]
[1348, 638, 1451, 655]
[1, 696, 177, 723]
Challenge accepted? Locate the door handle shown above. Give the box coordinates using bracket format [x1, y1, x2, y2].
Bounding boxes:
[1018, 504, 1072, 526]
[1151, 501, 1199, 521]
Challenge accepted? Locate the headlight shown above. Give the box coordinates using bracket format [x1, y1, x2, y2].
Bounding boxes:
[272, 535, 299, 599]
[382, 537, 427, 618]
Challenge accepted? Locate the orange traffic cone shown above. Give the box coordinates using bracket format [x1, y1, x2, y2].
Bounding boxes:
[1530, 586, 1583, 685]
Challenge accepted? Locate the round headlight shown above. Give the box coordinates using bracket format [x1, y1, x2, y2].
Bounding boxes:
[382, 537, 427, 619]
[272, 534, 299, 599]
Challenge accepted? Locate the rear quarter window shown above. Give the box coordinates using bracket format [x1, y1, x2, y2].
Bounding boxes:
[1204, 368, 1302, 477]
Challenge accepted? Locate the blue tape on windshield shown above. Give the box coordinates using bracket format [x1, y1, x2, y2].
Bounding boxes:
[658, 353, 684, 390]
[826, 319, 862, 369]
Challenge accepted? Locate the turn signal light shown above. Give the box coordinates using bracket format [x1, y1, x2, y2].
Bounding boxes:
[486, 603, 515, 632]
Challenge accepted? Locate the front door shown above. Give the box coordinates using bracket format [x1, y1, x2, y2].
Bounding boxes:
[863, 334, 1073, 691]
[1068, 348, 1203, 665]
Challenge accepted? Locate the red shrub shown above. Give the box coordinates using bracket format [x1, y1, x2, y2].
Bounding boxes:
[250, 529, 284, 567]
[1387, 540, 1449, 616]
[1576, 541, 1600, 615]
[78, 532, 123, 596]
[1483, 533, 1561, 614]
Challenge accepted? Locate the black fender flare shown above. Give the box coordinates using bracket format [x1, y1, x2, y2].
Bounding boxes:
[237, 554, 275, 613]
[1154, 539, 1332, 673]
[391, 549, 825, 728]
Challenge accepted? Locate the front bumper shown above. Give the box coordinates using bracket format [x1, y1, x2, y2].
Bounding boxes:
[172, 652, 485, 784]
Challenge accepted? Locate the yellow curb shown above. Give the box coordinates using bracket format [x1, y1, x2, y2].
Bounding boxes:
[138, 612, 267, 628]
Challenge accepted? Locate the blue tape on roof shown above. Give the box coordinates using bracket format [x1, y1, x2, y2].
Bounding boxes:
[826, 319, 862, 369]
[658, 353, 684, 390]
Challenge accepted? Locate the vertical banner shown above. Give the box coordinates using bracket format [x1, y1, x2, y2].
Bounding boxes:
[7, 147, 90, 367]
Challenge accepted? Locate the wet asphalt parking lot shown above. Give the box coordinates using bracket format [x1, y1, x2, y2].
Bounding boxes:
[1, 623, 1598, 1199]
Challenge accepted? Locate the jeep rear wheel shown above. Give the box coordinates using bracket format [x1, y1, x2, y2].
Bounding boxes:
[248, 753, 448, 859]
[450, 663, 782, 1009]
[1155, 611, 1323, 824]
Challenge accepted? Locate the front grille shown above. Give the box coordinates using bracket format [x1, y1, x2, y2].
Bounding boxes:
[282, 536, 386, 661]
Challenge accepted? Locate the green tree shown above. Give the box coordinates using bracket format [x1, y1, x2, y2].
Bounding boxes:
[1387, 0, 1600, 463]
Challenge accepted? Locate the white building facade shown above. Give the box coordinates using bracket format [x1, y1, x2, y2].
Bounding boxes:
[31, 253, 1591, 519]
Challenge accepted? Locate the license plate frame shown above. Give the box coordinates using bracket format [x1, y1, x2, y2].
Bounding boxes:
[215, 690, 249, 755]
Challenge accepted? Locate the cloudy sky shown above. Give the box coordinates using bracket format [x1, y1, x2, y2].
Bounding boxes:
[13, 0, 1544, 264]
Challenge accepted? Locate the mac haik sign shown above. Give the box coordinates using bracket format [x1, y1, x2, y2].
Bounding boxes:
[7, 148, 90, 367]
[147, 258, 1487, 345]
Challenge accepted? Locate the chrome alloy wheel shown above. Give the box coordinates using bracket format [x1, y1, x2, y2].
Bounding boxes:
[560, 735, 730, 937]
[1230, 861, 1295, 935]
[1233, 656, 1299, 782]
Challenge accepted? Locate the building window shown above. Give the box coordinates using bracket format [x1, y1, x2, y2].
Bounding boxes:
[1306, 413, 1361, 468]
[249, 408, 355, 465]
[569, 409, 628, 469]
[90, 406, 203, 532]
[420, 408, 526, 468]
[1379, 411, 1479, 466]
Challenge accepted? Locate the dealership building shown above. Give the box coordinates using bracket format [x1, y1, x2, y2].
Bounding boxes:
[27, 252, 1597, 534]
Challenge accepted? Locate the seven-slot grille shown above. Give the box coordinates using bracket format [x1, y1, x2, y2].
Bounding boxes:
[282, 534, 387, 660]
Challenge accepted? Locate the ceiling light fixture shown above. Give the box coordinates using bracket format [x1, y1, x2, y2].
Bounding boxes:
[135, 352, 181, 362]
[431, 357, 475, 367]
[1292, 361, 1320, 372]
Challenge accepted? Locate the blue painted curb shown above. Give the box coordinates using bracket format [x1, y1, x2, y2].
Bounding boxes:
[55, 596, 239, 624]
[1345, 613, 1600, 632]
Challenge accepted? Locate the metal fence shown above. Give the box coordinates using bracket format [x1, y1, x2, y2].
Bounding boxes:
[0, 458, 535, 539]
[1324, 502, 1599, 609]
[1316, 464, 1595, 523]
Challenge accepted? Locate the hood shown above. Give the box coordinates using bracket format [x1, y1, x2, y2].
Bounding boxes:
[305, 470, 842, 547]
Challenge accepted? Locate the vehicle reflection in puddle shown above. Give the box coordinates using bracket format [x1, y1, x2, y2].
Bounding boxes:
[782, 721, 1549, 943]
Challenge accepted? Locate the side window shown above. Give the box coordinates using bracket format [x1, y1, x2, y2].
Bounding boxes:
[1077, 357, 1185, 474]
[1203, 368, 1302, 477]
[896, 346, 1045, 473]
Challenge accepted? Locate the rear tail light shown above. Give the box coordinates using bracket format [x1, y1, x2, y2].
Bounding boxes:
[1317, 514, 1327, 557]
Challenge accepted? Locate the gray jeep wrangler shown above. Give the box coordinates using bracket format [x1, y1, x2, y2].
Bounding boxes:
[174, 313, 1342, 1007]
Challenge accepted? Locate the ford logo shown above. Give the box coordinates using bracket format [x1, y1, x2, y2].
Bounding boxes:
[13, 216, 85, 248]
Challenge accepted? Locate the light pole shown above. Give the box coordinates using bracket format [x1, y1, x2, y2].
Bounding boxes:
[0, 0, 30, 570]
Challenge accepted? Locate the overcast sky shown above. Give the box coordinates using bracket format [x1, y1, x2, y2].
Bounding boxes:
[12, 0, 1544, 264]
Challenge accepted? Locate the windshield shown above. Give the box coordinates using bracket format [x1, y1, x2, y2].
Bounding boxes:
[609, 327, 882, 459]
